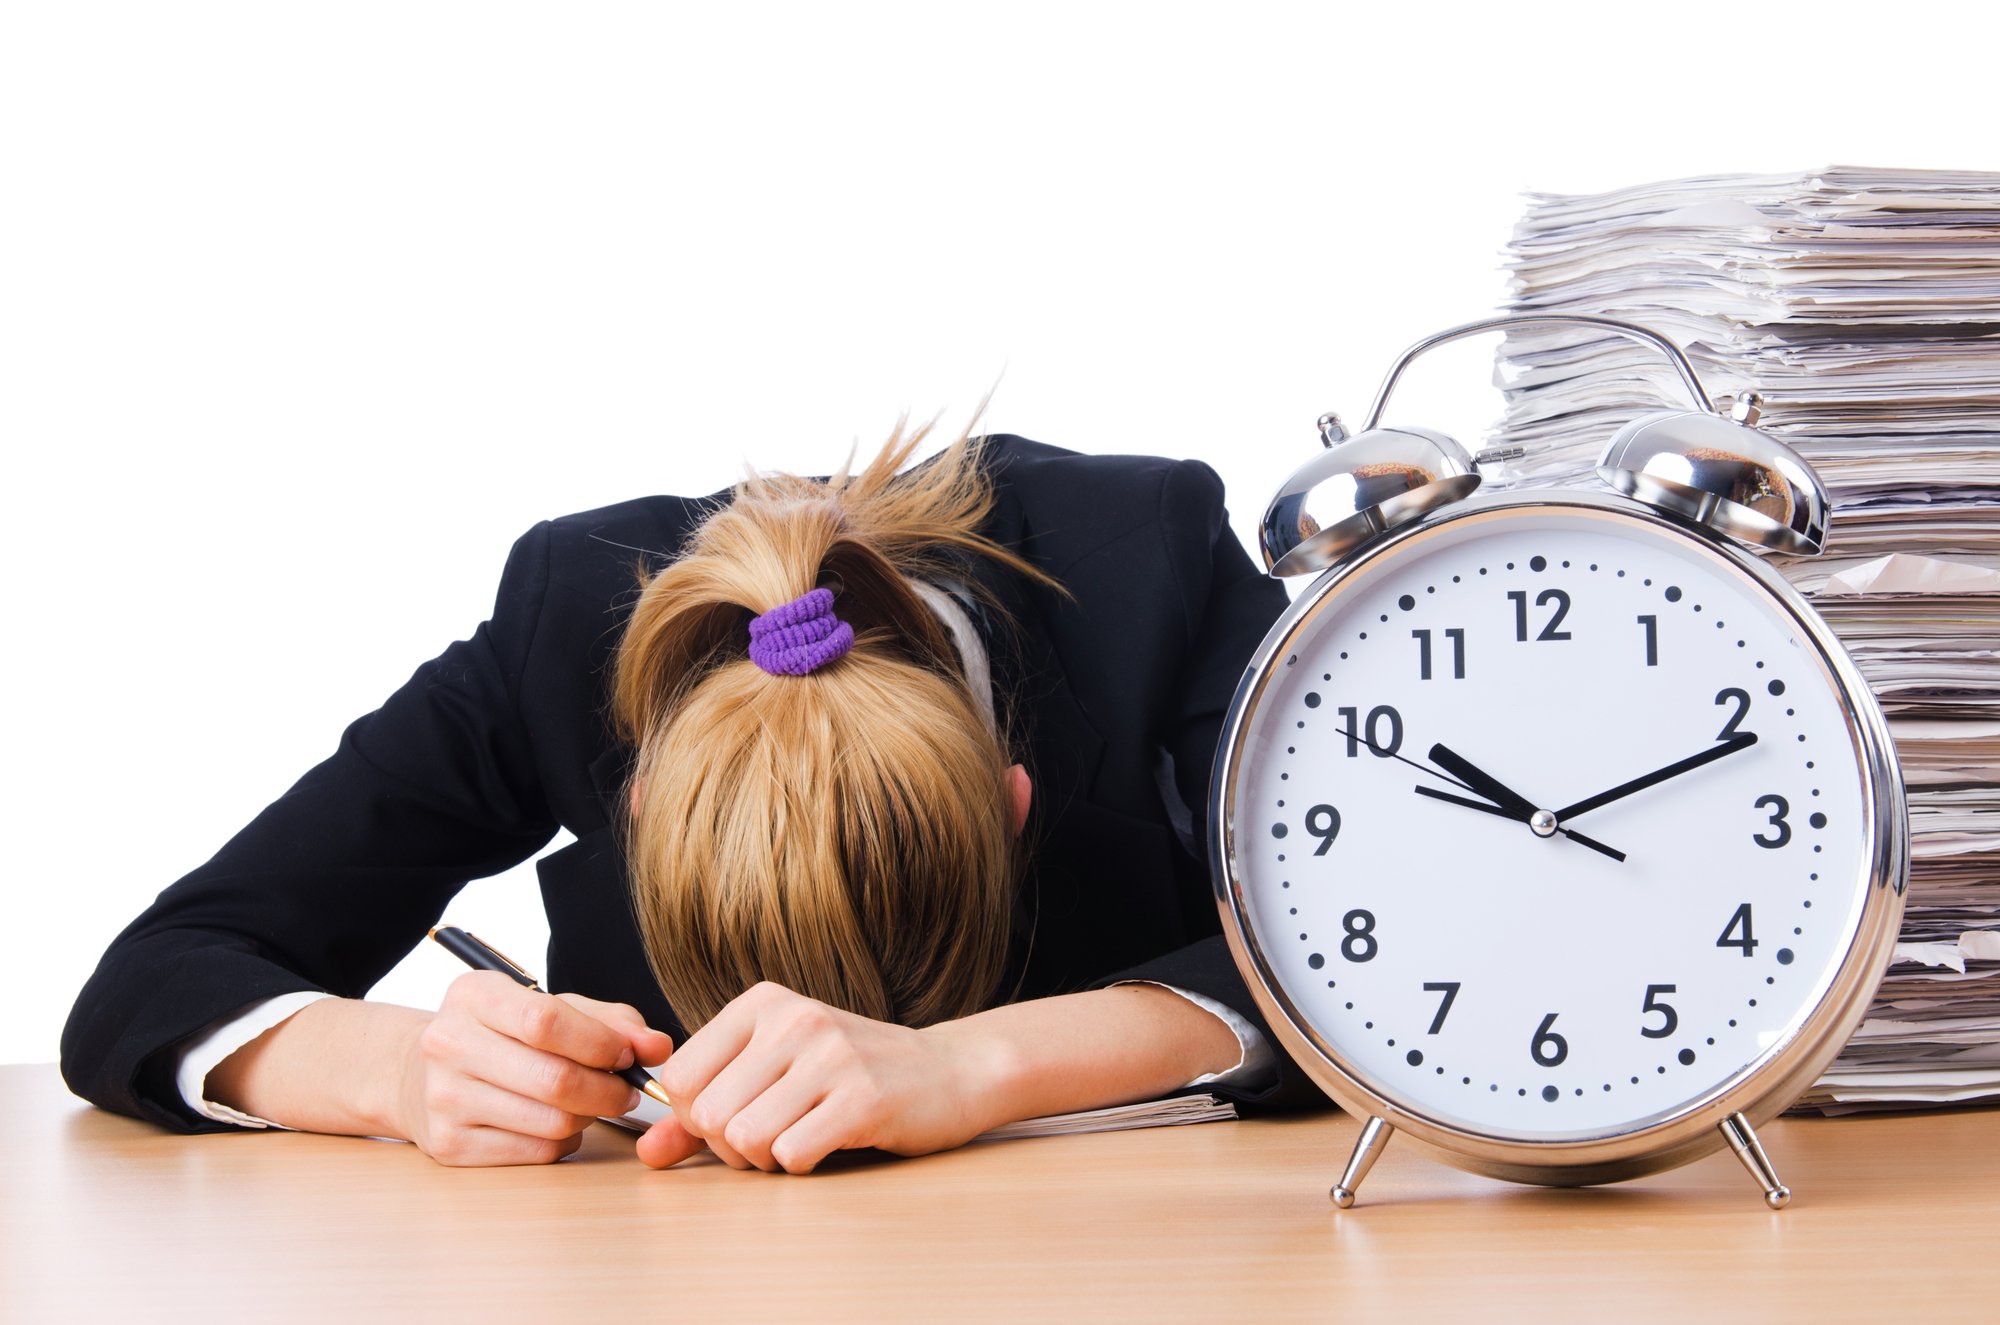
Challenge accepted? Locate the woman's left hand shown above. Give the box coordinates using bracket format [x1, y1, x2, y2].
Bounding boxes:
[636, 982, 1009, 1173]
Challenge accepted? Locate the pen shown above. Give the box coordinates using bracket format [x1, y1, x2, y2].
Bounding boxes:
[429, 925, 672, 1109]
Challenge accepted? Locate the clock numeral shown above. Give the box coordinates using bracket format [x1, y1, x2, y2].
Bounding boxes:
[1636, 614, 1659, 667]
[1530, 1012, 1568, 1067]
[1340, 909, 1378, 963]
[1717, 903, 1758, 957]
[1715, 687, 1753, 742]
[1304, 804, 1342, 856]
[1335, 705, 1404, 759]
[1508, 588, 1573, 642]
[1412, 627, 1466, 680]
[1753, 794, 1792, 848]
[1422, 981, 1460, 1035]
[1640, 984, 1679, 1039]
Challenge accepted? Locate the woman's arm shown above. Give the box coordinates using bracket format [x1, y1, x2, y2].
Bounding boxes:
[636, 980, 1239, 1173]
[1094, 458, 1329, 1111]
[205, 972, 671, 1165]
[60, 523, 562, 1131]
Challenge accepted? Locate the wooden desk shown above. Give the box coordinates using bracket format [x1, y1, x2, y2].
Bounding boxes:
[3, 1063, 1992, 1322]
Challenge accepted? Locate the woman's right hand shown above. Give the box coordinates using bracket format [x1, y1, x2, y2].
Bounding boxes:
[393, 971, 672, 1166]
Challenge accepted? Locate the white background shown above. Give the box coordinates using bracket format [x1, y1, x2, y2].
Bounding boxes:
[4, 2, 1994, 1066]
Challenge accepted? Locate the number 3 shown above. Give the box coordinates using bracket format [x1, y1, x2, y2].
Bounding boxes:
[1754, 794, 1791, 848]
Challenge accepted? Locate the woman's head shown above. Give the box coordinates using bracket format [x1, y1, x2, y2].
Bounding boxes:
[609, 420, 1054, 1031]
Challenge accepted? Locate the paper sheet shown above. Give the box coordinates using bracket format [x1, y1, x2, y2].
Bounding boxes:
[1821, 554, 2000, 596]
[601, 1090, 1237, 1143]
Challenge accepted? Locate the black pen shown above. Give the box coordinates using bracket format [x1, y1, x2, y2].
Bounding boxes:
[429, 925, 672, 1109]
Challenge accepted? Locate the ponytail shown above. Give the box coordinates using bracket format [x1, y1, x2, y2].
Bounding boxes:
[609, 418, 1056, 1030]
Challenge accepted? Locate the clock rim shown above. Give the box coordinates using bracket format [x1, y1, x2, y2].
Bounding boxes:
[1210, 490, 1909, 1186]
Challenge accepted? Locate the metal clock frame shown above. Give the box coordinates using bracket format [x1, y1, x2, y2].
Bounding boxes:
[1210, 488, 1909, 1208]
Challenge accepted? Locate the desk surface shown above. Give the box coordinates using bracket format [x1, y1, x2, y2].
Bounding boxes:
[3, 1063, 1993, 1322]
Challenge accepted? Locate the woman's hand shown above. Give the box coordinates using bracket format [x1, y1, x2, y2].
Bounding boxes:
[393, 971, 673, 1167]
[636, 982, 1009, 1174]
[205, 975, 1234, 1172]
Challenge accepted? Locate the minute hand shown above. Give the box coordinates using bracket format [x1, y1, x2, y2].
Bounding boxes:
[1555, 733, 1757, 822]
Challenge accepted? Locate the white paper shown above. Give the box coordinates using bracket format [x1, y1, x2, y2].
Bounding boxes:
[1500, 167, 2000, 1112]
[973, 1094, 1236, 1142]
[1821, 553, 2000, 596]
[602, 1090, 1237, 1142]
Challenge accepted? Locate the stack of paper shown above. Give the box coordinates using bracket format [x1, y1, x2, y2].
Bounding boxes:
[973, 1093, 1237, 1142]
[608, 1088, 1236, 1143]
[1493, 168, 2000, 1113]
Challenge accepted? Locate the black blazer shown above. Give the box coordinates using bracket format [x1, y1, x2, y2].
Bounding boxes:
[62, 436, 1325, 1129]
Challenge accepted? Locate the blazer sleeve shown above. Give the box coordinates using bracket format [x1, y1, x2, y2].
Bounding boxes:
[1089, 459, 1330, 1112]
[60, 523, 564, 1132]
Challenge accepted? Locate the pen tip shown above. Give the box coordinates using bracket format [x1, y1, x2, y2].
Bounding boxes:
[642, 1080, 673, 1109]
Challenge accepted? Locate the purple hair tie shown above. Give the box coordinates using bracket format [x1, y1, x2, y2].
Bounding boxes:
[747, 587, 854, 677]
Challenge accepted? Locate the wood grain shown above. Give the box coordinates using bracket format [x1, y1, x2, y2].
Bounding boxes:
[3, 1064, 1992, 1322]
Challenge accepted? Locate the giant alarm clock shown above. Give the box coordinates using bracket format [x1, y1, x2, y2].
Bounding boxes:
[1212, 314, 1907, 1208]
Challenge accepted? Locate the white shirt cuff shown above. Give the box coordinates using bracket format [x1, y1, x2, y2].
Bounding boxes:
[1117, 981, 1278, 1090]
[173, 991, 333, 1129]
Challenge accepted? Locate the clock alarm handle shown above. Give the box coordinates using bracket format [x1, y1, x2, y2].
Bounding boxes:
[1358, 314, 1716, 432]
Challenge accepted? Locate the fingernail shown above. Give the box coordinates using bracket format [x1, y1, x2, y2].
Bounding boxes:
[616, 1047, 635, 1070]
[626, 1089, 643, 1113]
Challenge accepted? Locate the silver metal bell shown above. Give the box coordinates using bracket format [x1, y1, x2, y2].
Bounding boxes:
[1262, 314, 1715, 577]
[1259, 418, 1480, 576]
[1597, 393, 1829, 556]
[1265, 314, 1834, 574]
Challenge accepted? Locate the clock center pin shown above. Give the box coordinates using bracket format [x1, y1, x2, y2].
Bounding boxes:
[1529, 809, 1559, 838]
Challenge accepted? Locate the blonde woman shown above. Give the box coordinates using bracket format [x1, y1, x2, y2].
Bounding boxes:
[63, 426, 1317, 1172]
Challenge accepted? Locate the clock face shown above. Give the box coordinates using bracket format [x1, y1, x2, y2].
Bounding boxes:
[1223, 501, 1883, 1141]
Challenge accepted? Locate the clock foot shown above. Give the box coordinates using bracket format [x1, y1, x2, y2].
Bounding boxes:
[1330, 1115, 1394, 1209]
[1719, 1112, 1791, 1210]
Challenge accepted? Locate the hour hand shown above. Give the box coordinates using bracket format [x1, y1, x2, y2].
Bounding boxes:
[1428, 743, 1537, 819]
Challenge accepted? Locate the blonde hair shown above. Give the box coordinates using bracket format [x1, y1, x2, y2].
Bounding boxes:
[609, 419, 1058, 1030]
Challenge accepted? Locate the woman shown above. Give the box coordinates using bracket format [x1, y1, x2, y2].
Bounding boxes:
[61, 423, 1317, 1171]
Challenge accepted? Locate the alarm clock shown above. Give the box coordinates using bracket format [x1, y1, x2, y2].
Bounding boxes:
[1212, 314, 1907, 1209]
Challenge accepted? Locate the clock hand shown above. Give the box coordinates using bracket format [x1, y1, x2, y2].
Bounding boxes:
[1427, 743, 1539, 819]
[1415, 785, 1521, 820]
[1320, 723, 1626, 859]
[1554, 733, 1759, 822]
[1413, 785, 1627, 863]
[1325, 719, 1623, 857]
[1423, 743, 1627, 860]
[1325, 723, 1479, 796]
